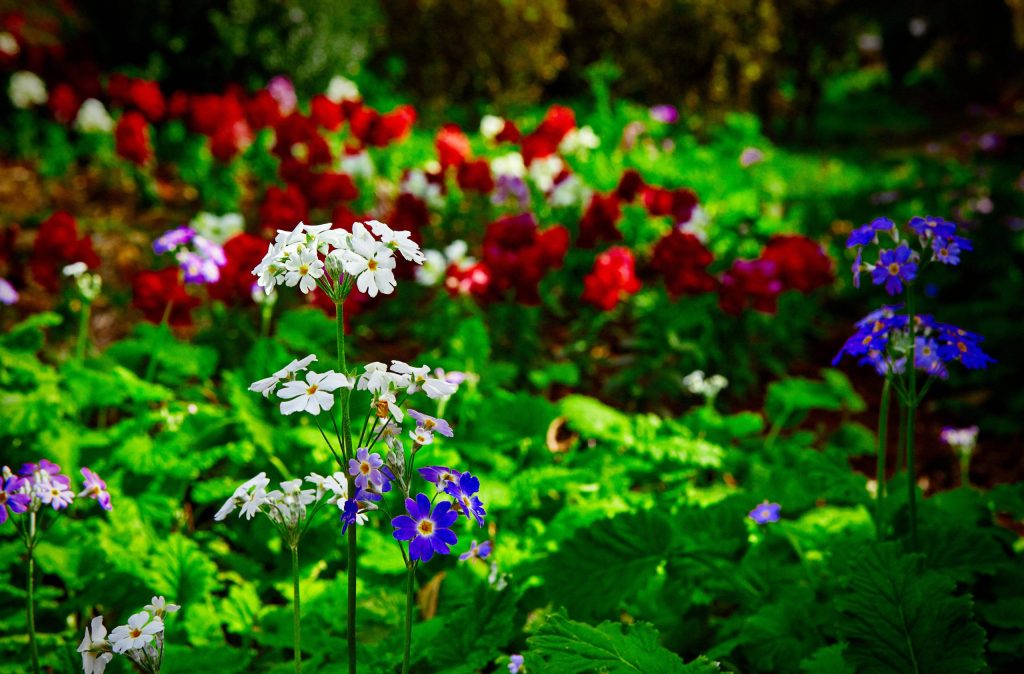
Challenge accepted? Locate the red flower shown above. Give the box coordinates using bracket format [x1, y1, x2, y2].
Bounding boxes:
[495, 119, 522, 144]
[106, 73, 132, 107]
[718, 259, 782, 316]
[132, 268, 199, 326]
[48, 83, 80, 124]
[330, 204, 360, 231]
[436, 124, 471, 170]
[456, 159, 494, 194]
[258, 185, 308, 233]
[128, 78, 165, 121]
[208, 233, 270, 305]
[578, 193, 622, 248]
[758, 234, 834, 293]
[444, 261, 491, 297]
[310, 94, 344, 131]
[650, 229, 716, 298]
[482, 213, 568, 304]
[209, 120, 253, 163]
[388, 193, 430, 233]
[350, 104, 416, 148]
[245, 89, 282, 130]
[582, 246, 642, 311]
[521, 105, 575, 164]
[115, 111, 152, 165]
[273, 113, 332, 183]
[305, 171, 358, 209]
[188, 94, 230, 136]
[642, 186, 699, 224]
[616, 169, 645, 202]
[30, 211, 100, 291]
[167, 91, 190, 119]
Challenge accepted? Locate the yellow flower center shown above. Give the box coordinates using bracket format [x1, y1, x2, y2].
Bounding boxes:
[888, 263, 900, 275]
[423, 419, 436, 430]
[359, 461, 371, 475]
[367, 259, 378, 271]
[299, 264, 309, 275]
[306, 384, 319, 395]
[417, 519, 434, 535]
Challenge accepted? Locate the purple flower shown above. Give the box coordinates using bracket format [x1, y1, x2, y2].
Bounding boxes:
[418, 466, 461, 491]
[445, 472, 486, 527]
[349, 448, 385, 490]
[739, 147, 764, 167]
[851, 249, 863, 288]
[908, 216, 956, 240]
[749, 502, 781, 524]
[153, 226, 196, 255]
[79, 467, 112, 511]
[179, 251, 221, 284]
[341, 498, 360, 534]
[871, 245, 917, 295]
[0, 473, 30, 524]
[20, 459, 61, 479]
[267, 76, 297, 114]
[509, 654, 524, 674]
[408, 410, 454, 438]
[0, 277, 18, 305]
[459, 539, 493, 561]
[914, 337, 947, 379]
[649, 105, 679, 124]
[492, 174, 530, 210]
[846, 217, 895, 248]
[936, 330, 995, 370]
[392, 493, 459, 562]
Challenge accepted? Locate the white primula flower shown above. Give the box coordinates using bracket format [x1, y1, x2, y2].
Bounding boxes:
[365, 220, 424, 264]
[284, 247, 325, 294]
[63, 262, 88, 277]
[0, 32, 18, 57]
[391, 361, 430, 393]
[480, 114, 505, 141]
[78, 616, 113, 674]
[491, 152, 526, 178]
[239, 486, 268, 520]
[306, 471, 350, 503]
[679, 205, 710, 242]
[191, 212, 244, 245]
[144, 596, 181, 618]
[444, 240, 474, 266]
[410, 428, 434, 446]
[357, 362, 400, 393]
[248, 354, 317, 398]
[558, 126, 600, 155]
[373, 391, 404, 423]
[400, 168, 443, 207]
[340, 235, 397, 298]
[423, 377, 458, 400]
[415, 249, 447, 286]
[9, 71, 47, 109]
[341, 150, 374, 179]
[74, 98, 114, 133]
[549, 174, 591, 208]
[215, 472, 270, 520]
[109, 612, 162, 654]
[529, 155, 564, 192]
[253, 243, 287, 294]
[278, 370, 353, 416]
[327, 76, 360, 103]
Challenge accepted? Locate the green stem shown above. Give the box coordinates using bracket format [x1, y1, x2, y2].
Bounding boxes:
[876, 377, 892, 540]
[337, 299, 357, 674]
[905, 287, 918, 551]
[75, 301, 92, 361]
[292, 545, 301, 674]
[27, 515, 39, 674]
[401, 563, 415, 674]
[960, 454, 971, 489]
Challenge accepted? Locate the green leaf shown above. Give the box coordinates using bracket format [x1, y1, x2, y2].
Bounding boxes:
[0, 311, 62, 351]
[527, 613, 720, 674]
[560, 395, 634, 443]
[800, 644, 854, 674]
[765, 370, 865, 424]
[149, 534, 220, 612]
[835, 542, 986, 674]
[415, 579, 519, 671]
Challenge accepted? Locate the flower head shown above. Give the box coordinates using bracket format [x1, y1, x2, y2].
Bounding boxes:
[748, 501, 781, 524]
[0, 472, 30, 524]
[144, 596, 181, 618]
[445, 472, 486, 527]
[78, 616, 113, 674]
[418, 466, 462, 492]
[215, 472, 270, 521]
[871, 245, 917, 295]
[509, 654, 525, 674]
[79, 467, 112, 511]
[408, 409, 454, 438]
[277, 370, 353, 416]
[392, 493, 459, 562]
[348, 448, 386, 491]
[460, 539, 493, 562]
[940, 426, 979, 459]
[109, 611, 163, 654]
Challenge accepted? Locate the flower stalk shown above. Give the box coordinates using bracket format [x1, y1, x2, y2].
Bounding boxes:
[875, 376, 891, 540]
[401, 563, 415, 674]
[291, 545, 301, 674]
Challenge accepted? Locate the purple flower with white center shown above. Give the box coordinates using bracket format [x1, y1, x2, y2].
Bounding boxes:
[941, 426, 979, 458]
[418, 466, 462, 491]
[0, 277, 18, 305]
[179, 251, 221, 284]
[153, 226, 196, 255]
[79, 467, 112, 511]
[909, 216, 956, 240]
[348, 448, 385, 490]
[392, 493, 459, 562]
[846, 217, 895, 248]
[38, 477, 74, 510]
[739, 147, 764, 167]
[492, 174, 530, 210]
[459, 539, 493, 562]
[749, 501, 781, 524]
[445, 472, 486, 527]
[871, 245, 917, 295]
[408, 409, 454, 438]
[0, 473, 30, 524]
[509, 654, 524, 674]
[649, 104, 679, 124]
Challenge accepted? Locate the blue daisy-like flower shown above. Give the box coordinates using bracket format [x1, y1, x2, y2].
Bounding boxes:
[392, 493, 459, 562]
[445, 472, 486, 527]
[749, 501, 781, 524]
[871, 245, 917, 295]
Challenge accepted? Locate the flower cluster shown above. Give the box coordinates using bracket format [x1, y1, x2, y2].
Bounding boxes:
[581, 246, 641, 310]
[78, 596, 180, 674]
[1, 460, 112, 522]
[682, 370, 729, 399]
[30, 211, 100, 292]
[940, 425, 979, 460]
[846, 216, 971, 293]
[153, 225, 227, 285]
[215, 471, 336, 547]
[393, 465, 487, 562]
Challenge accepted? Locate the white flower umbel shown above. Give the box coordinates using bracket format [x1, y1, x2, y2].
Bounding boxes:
[9, 71, 47, 109]
[109, 612, 163, 654]
[74, 98, 114, 133]
[78, 616, 113, 674]
[278, 370, 354, 416]
[366, 219, 424, 264]
[558, 126, 600, 155]
[248, 354, 318, 398]
[682, 370, 728, 400]
[491, 152, 526, 179]
[215, 472, 270, 521]
[529, 155, 564, 192]
[338, 225, 397, 297]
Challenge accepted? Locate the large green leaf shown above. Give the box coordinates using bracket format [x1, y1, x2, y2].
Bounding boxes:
[835, 542, 986, 674]
[527, 613, 720, 674]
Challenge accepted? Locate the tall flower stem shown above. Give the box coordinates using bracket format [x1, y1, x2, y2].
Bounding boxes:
[336, 299, 357, 674]
[291, 545, 302, 674]
[401, 563, 415, 674]
[875, 377, 892, 540]
[75, 300, 92, 361]
[27, 513, 39, 674]
[905, 286, 918, 551]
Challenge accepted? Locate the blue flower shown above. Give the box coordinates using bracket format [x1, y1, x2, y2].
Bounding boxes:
[846, 217, 894, 248]
[418, 466, 461, 491]
[914, 337, 948, 379]
[871, 245, 917, 295]
[459, 539, 493, 561]
[445, 472, 486, 527]
[936, 327, 995, 370]
[508, 654, 524, 674]
[392, 493, 459, 562]
[909, 216, 956, 240]
[749, 502, 781, 524]
[348, 447, 385, 491]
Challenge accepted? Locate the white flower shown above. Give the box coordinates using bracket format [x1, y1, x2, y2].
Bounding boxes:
[0, 32, 18, 57]
[400, 168, 443, 207]
[548, 174, 591, 208]
[278, 370, 353, 416]
[341, 151, 374, 179]
[253, 243, 287, 294]
[529, 155, 564, 192]
[239, 487, 268, 519]
[558, 125, 600, 155]
[74, 99, 113, 133]
[268, 478, 317, 524]
[423, 377, 458, 400]
[480, 114, 505, 140]
[410, 428, 434, 445]
[284, 247, 325, 294]
[9, 71, 47, 109]
[357, 361, 403, 393]
[109, 612, 162, 654]
[191, 212, 244, 245]
[215, 472, 270, 521]
[0, 278, 18, 306]
[306, 471, 349, 503]
[248, 354, 317, 398]
[339, 235, 397, 298]
[327, 76, 360, 103]
[63, 262, 89, 278]
[78, 616, 113, 674]
[444, 240, 474, 266]
[366, 220, 424, 264]
[415, 249, 448, 286]
[373, 391, 404, 423]
[491, 152, 526, 178]
[679, 206, 710, 242]
[144, 596, 181, 618]
[390, 361, 430, 393]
